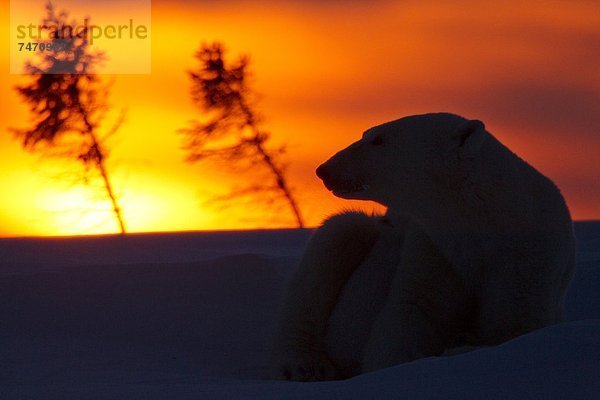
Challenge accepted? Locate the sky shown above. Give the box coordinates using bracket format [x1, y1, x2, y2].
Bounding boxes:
[0, 0, 599, 237]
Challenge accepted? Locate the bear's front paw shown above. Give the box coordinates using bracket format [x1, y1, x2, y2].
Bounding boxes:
[273, 352, 342, 382]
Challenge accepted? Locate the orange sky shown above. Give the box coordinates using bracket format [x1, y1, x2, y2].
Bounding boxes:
[1, 0, 599, 237]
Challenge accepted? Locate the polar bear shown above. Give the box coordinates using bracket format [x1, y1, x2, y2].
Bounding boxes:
[271, 113, 576, 381]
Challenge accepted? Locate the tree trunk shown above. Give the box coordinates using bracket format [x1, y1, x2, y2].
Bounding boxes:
[97, 155, 127, 235]
[255, 140, 305, 229]
[88, 130, 126, 234]
[238, 101, 305, 229]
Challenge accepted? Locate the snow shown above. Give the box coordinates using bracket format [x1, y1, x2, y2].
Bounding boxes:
[1, 223, 599, 399]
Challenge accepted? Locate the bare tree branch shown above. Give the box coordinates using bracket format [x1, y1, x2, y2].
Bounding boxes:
[11, 1, 126, 234]
[179, 42, 305, 228]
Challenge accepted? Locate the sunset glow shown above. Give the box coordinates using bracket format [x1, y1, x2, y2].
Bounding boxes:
[1, 0, 598, 237]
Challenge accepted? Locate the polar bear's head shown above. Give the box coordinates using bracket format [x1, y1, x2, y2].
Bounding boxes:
[316, 113, 488, 211]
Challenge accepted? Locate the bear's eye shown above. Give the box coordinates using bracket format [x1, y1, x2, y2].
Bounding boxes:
[371, 136, 383, 146]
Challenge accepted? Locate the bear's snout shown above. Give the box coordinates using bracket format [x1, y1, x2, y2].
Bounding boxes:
[316, 164, 330, 182]
[316, 162, 370, 199]
[316, 163, 337, 191]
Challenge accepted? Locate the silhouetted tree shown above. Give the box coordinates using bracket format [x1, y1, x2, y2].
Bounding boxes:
[12, 2, 126, 234]
[180, 43, 305, 228]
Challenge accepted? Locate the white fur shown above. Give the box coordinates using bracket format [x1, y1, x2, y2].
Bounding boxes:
[272, 113, 576, 381]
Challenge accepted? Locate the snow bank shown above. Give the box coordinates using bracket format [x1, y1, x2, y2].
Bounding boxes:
[0, 223, 598, 399]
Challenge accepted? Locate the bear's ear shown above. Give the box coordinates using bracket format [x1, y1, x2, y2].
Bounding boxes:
[451, 119, 487, 159]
